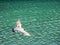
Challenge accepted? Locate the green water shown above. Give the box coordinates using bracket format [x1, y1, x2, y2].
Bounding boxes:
[0, 1, 60, 45]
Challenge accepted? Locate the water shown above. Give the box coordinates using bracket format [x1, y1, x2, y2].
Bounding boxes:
[0, 1, 60, 45]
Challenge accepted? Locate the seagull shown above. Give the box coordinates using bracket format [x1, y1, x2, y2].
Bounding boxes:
[12, 19, 31, 36]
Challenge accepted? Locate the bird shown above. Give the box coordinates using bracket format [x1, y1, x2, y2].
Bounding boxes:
[12, 19, 31, 36]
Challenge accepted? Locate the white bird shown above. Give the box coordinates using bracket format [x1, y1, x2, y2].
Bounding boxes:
[12, 19, 31, 36]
